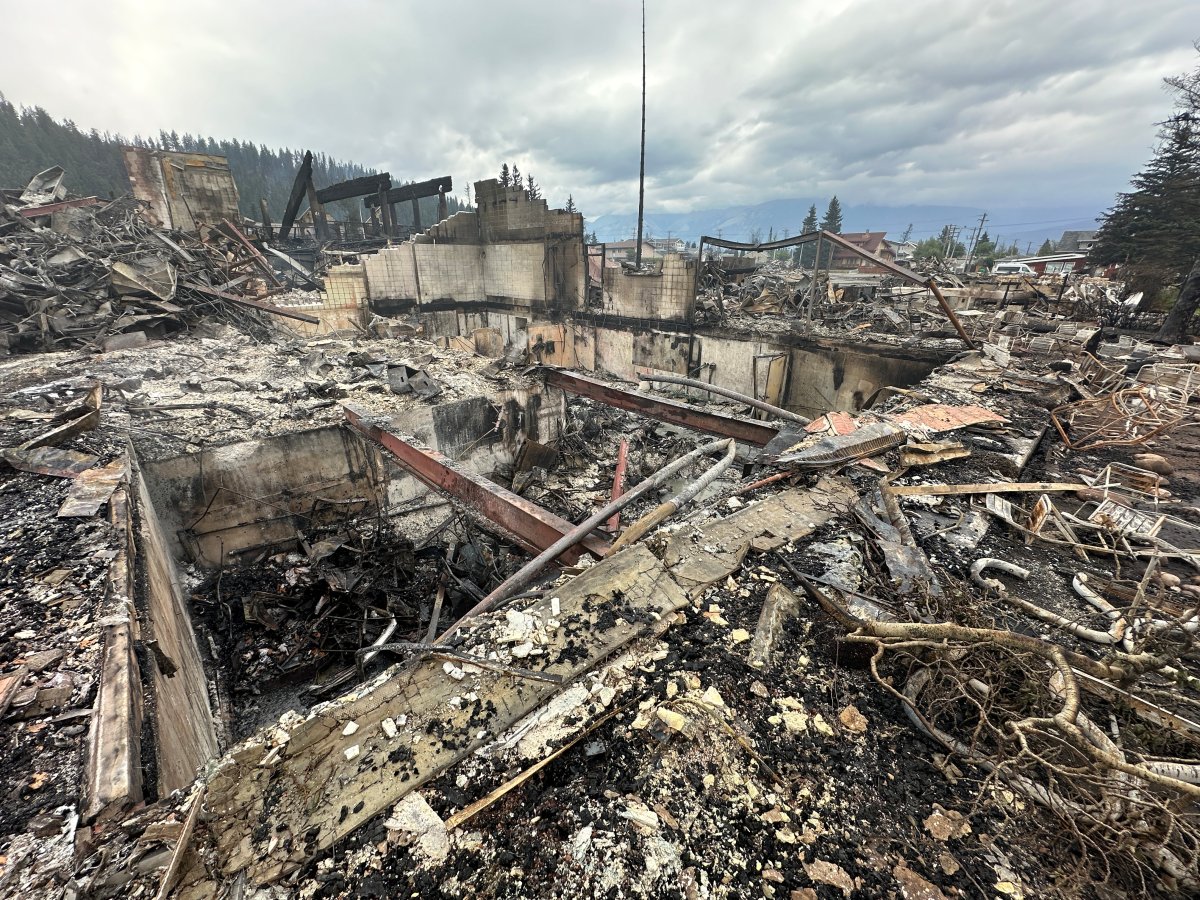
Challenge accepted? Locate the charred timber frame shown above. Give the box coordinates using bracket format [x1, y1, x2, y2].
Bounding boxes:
[541, 368, 780, 447]
[697, 229, 976, 350]
[343, 404, 609, 563]
[363, 176, 454, 208]
[278, 151, 313, 241]
[185, 284, 320, 324]
[315, 173, 392, 205]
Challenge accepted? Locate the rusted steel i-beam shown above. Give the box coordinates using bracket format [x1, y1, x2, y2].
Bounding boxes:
[607, 438, 629, 533]
[541, 368, 780, 447]
[343, 404, 609, 562]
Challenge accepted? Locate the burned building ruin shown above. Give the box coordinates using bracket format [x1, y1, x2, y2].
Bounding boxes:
[1, 156, 1198, 899]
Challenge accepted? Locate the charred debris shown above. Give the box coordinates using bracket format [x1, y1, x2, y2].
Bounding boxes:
[0, 159, 1198, 900]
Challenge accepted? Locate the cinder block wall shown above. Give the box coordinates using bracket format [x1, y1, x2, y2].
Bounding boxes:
[357, 179, 585, 314]
[415, 244, 485, 301]
[363, 247, 420, 301]
[285, 262, 370, 334]
[483, 244, 546, 303]
[601, 254, 696, 321]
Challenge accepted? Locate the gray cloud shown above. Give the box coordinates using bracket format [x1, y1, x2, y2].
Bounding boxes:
[1, 0, 1195, 219]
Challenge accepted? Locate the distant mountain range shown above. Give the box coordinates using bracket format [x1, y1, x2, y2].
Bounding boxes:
[587, 198, 1103, 253]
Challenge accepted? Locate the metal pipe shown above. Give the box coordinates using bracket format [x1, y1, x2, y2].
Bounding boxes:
[924, 279, 977, 350]
[361, 616, 398, 665]
[640, 373, 811, 426]
[436, 438, 734, 643]
[608, 439, 738, 554]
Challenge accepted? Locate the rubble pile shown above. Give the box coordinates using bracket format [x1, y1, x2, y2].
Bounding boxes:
[265, 338, 1200, 899]
[2, 164, 1200, 899]
[696, 261, 813, 319]
[0, 327, 535, 463]
[1, 175, 309, 356]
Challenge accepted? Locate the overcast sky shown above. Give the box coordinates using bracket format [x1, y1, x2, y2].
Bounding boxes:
[2, 1, 1195, 220]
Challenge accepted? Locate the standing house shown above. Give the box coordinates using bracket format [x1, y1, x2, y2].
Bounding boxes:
[1056, 230, 1098, 253]
[602, 239, 658, 262]
[829, 232, 893, 272]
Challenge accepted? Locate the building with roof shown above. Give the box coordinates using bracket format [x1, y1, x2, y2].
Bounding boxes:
[829, 231, 893, 272]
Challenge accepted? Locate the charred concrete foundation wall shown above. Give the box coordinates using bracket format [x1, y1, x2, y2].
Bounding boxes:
[780, 344, 939, 418]
[139, 387, 565, 568]
[130, 457, 220, 795]
[141, 426, 387, 569]
[411, 308, 943, 417]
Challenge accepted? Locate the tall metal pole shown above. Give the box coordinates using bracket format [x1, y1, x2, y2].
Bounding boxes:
[634, 0, 646, 269]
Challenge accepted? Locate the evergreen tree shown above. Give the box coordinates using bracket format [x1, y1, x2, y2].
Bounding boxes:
[511, 164, 523, 192]
[801, 204, 818, 236]
[526, 173, 540, 201]
[1037, 238, 1057, 255]
[819, 196, 843, 233]
[797, 203, 819, 266]
[499, 163, 511, 187]
[564, 194, 577, 213]
[1092, 47, 1200, 339]
[900, 222, 913, 243]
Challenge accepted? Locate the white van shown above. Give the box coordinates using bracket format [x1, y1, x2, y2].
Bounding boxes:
[992, 262, 1036, 276]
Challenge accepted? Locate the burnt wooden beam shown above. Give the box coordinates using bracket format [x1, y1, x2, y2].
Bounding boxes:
[315, 173, 392, 205]
[304, 173, 329, 242]
[258, 198, 273, 240]
[378, 189, 394, 237]
[217, 218, 283, 287]
[184, 283, 320, 324]
[364, 175, 453, 208]
[278, 151, 312, 241]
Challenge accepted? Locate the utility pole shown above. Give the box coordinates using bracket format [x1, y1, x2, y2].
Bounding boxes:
[634, 0, 647, 269]
[942, 224, 960, 260]
[965, 212, 987, 273]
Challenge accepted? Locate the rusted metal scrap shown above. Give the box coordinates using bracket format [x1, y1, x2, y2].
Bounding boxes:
[772, 421, 905, 469]
[888, 403, 1008, 433]
[343, 403, 609, 563]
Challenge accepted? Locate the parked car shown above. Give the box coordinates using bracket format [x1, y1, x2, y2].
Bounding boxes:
[992, 262, 1036, 276]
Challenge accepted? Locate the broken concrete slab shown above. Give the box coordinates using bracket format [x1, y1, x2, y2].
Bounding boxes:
[102, 331, 150, 353]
